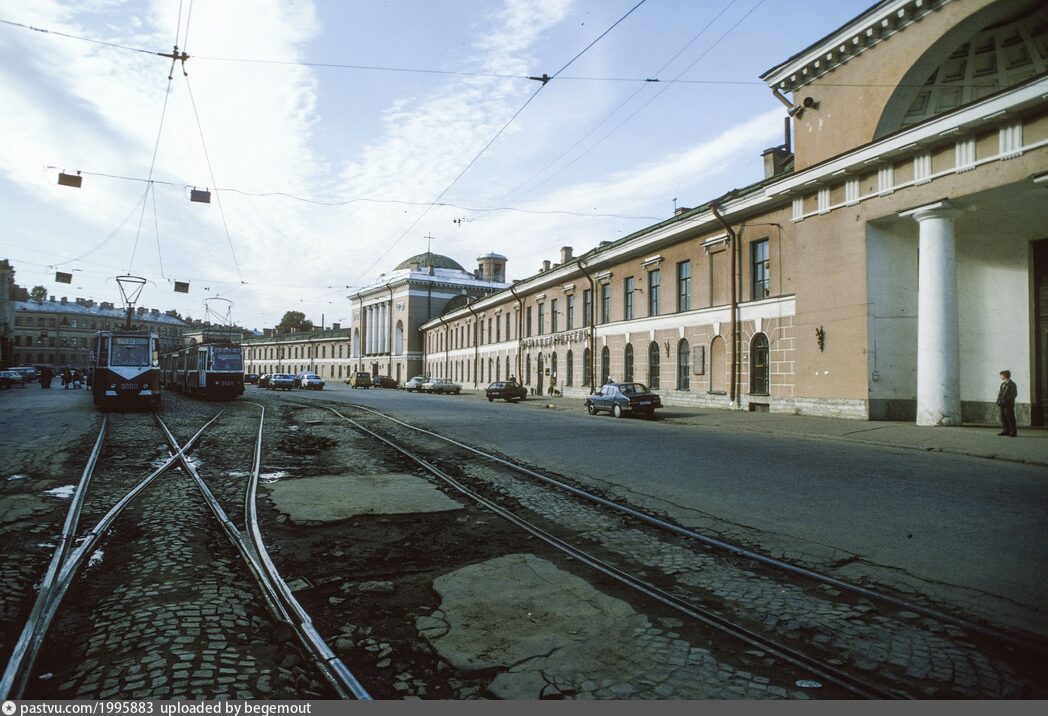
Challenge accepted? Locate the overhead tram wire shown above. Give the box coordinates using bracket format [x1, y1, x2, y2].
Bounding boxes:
[510, 0, 769, 205]
[0, 17, 1009, 91]
[499, 0, 738, 207]
[346, 0, 650, 289]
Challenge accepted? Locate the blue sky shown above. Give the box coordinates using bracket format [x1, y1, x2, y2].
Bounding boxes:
[0, 0, 871, 329]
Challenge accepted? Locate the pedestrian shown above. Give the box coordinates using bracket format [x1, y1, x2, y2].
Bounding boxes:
[996, 370, 1018, 437]
[40, 366, 53, 389]
[61, 367, 71, 389]
[72, 369, 82, 390]
[548, 372, 557, 397]
[86, 366, 94, 390]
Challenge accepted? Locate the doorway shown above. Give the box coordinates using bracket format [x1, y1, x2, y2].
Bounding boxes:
[1034, 239, 1048, 426]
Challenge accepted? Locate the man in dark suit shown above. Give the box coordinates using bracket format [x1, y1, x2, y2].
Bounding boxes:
[996, 370, 1018, 437]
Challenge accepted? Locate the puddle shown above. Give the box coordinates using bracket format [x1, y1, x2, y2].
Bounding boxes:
[287, 425, 300, 431]
[43, 485, 76, 499]
[259, 470, 290, 484]
[87, 549, 104, 569]
[7, 474, 29, 481]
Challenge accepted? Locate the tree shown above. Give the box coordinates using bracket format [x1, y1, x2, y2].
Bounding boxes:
[277, 311, 313, 333]
[29, 285, 47, 302]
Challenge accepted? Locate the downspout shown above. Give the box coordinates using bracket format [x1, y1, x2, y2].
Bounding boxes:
[575, 258, 596, 395]
[711, 203, 739, 408]
[509, 283, 524, 381]
[386, 282, 395, 378]
[466, 300, 480, 389]
[437, 314, 449, 378]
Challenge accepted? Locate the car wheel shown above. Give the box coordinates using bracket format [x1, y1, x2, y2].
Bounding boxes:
[613, 404, 623, 418]
[587, 403, 597, 415]
[454, 389, 461, 395]
[488, 397, 493, 402]
[644, 410, 655, 419]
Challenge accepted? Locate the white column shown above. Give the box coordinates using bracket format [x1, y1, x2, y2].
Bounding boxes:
[901, 201, 962, 426]
[382, 303, 390, 354]
[377, 303, 385, 354]
[365, 306, 373, 355]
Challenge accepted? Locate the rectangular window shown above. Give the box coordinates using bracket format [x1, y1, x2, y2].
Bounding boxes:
[751, 239, 770, 300]
[538, 303, 545, 334]
[566, 295, 575, 330]
[600, 284, 611, 324]
[583, 289, 593, 327]
[677, 261, 691, 312]
[506, 313, 512, 340]
[551, 299, 558, 333]
[487, 318, 493, 344]
[526, 306, 533, 337]
[648, 269, 660, 317]
[624, 277, 634, 320]
[496, 316, 502, 342]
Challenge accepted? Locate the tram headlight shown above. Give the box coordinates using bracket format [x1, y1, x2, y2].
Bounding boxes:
[110, 383, 117, 389]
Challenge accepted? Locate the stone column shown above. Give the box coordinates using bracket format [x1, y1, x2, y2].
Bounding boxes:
[379, 303, 387, 354]
[365, 306, 373, 355]
[901, 200, 963, 426]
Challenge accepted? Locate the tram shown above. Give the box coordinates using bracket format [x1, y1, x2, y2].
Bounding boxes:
[91, 330, 163, 410]
[162, 341, 245, 400]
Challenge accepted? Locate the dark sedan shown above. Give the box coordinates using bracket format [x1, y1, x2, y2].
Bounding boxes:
[485, 380, 527, 402]
[371, 374, 398, 388]
[244, 373, 260, 384]
[585, 382, 661, 418]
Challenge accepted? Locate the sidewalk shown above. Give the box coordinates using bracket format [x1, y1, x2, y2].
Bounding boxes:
[452, 388, 1048, 468]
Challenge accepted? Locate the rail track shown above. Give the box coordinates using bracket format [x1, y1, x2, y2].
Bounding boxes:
[0, 407, 369, 701]
[318, 401, 1047, 700]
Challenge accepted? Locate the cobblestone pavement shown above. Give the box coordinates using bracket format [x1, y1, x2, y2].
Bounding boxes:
[20, 395, 331, 699]
[343, 407, 1045, 699]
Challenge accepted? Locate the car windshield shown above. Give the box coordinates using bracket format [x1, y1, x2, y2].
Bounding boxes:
[303, 374, 320, 379]
[619, 383, 649, 395]
[490, 382, 505, 388]
[111, 337, 151, 367]
[212, 347, 243, 371]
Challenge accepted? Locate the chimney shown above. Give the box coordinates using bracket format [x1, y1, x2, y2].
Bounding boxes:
[137, 307, 146, 314]
[560, 246, 573, 263]
[674, 206, 691, 217]
[332, 322, 341, 331]
[541, 260, 551, 272]
[761, 146, 791, 179]
[263, 328, 274, 338]
[50, 295, 55, 302]
[61, 297, 68, 304]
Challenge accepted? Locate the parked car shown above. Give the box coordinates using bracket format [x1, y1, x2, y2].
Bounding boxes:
[9, 366, 39, 384]
[421, 377, 461, 395]
[268, 373, 296, 391]
[296, 372, 325, 390]
[371, 374, 398, 388]
[485, 380, 527, 402]
[402, 376, 426, 392]
[585, 382, 662, 418]
[0, 370, 26, 389]
[258, 374, 271, 388]
[348, 371, 371, 388]
[244, 373, 260, 384]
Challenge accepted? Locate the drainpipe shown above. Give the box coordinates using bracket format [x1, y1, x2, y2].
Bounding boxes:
[466, 300, 480, 389]
[386, 282, 395, 378]
[711, 203, 739, 408]
[575, 258, 597, 395]
[509, 283, 525, 382]
[437, 314, 449, 378]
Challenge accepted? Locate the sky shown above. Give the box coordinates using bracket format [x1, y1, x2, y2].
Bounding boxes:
[0, 0, 872, 330]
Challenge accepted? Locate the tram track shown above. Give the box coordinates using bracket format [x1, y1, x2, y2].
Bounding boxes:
[313, 401, 1046, 699]
[1, 402, 368, 700]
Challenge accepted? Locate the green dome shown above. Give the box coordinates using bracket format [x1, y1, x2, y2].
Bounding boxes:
[396, 252, 465, 272]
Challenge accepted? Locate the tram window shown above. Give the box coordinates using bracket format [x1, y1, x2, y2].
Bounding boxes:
[152, 338, 161, 367]
[97, 337, 109, 366]
[212, 347, 243, 371]
[111, 337, 150, 366]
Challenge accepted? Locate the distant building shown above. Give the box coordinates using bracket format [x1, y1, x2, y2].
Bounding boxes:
[242, 326, 351, 380]
[0, 260, 15, 368]
[11, 294, 188, 369]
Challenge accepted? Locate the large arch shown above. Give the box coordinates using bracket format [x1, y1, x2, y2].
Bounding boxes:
[648, 341, 660, 389]
[600, 346, 611, 385]
[710, 336, 727, 393]
[875, 1, 1047, 138]
[750, 333, 770, 395]
[624, 343, 634, 382]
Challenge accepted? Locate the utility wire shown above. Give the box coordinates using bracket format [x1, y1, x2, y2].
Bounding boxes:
[50, 190, 149, 267]
[347, 0, 649, 289]
[129, 76, 174, 273]
[500, 0, 737, 206]
[183, 73, 246, 284]
[151, 182, 166, 279]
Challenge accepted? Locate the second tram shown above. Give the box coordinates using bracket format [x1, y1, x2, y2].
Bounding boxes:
[91, 330, 163, 410]
[162, 342, 245, 400]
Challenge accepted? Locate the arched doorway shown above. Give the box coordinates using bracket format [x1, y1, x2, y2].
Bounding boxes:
[600, 346, 610, 385]
[648, 341, 660, 389]
[710, 336, 726, 393]
[566, 349, 574, 386]
[537, 353, 545, 394]
[750, 333, 770, 395]
[624, 343, 634, 382]
[677, 339, 690, 390]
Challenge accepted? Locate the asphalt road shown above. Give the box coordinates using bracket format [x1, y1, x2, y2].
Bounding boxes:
[259, 384, 1048, 635]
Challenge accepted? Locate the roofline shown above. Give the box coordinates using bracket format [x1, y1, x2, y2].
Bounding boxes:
[760, 0, 953, 92]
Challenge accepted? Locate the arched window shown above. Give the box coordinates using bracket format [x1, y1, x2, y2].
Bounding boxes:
[566, 349, 574, 387]
[550, 352, 558, 385]
[648, 342, 660, 389]
[750, 333, 770, 395]
[583, 348, 592, 386]
[677, 339, 690, 391]
[600, 346, 611, 385]
[525, 354, 532, 386]
[623, 344, 634, 382]
[395, 321, 404, 355]
[710, 336, 726, 393]
[505, 356, 511, 381]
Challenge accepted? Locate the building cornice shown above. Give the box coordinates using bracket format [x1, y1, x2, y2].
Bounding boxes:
[760, 0, 951, 93]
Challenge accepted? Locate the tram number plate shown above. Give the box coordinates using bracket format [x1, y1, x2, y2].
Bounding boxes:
[120, 383, 140, 390]
[638, 401, 651, 405]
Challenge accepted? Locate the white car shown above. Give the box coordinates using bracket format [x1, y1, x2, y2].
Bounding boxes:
[403, 376, 426, 392]
[421, 377, 461, 395]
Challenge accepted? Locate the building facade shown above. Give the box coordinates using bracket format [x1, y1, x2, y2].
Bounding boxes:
[347, 251, 509, 383]
[421, 0, 1048, 426]
[11, 295, 189, 370]
[242, 326, 351, 380]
